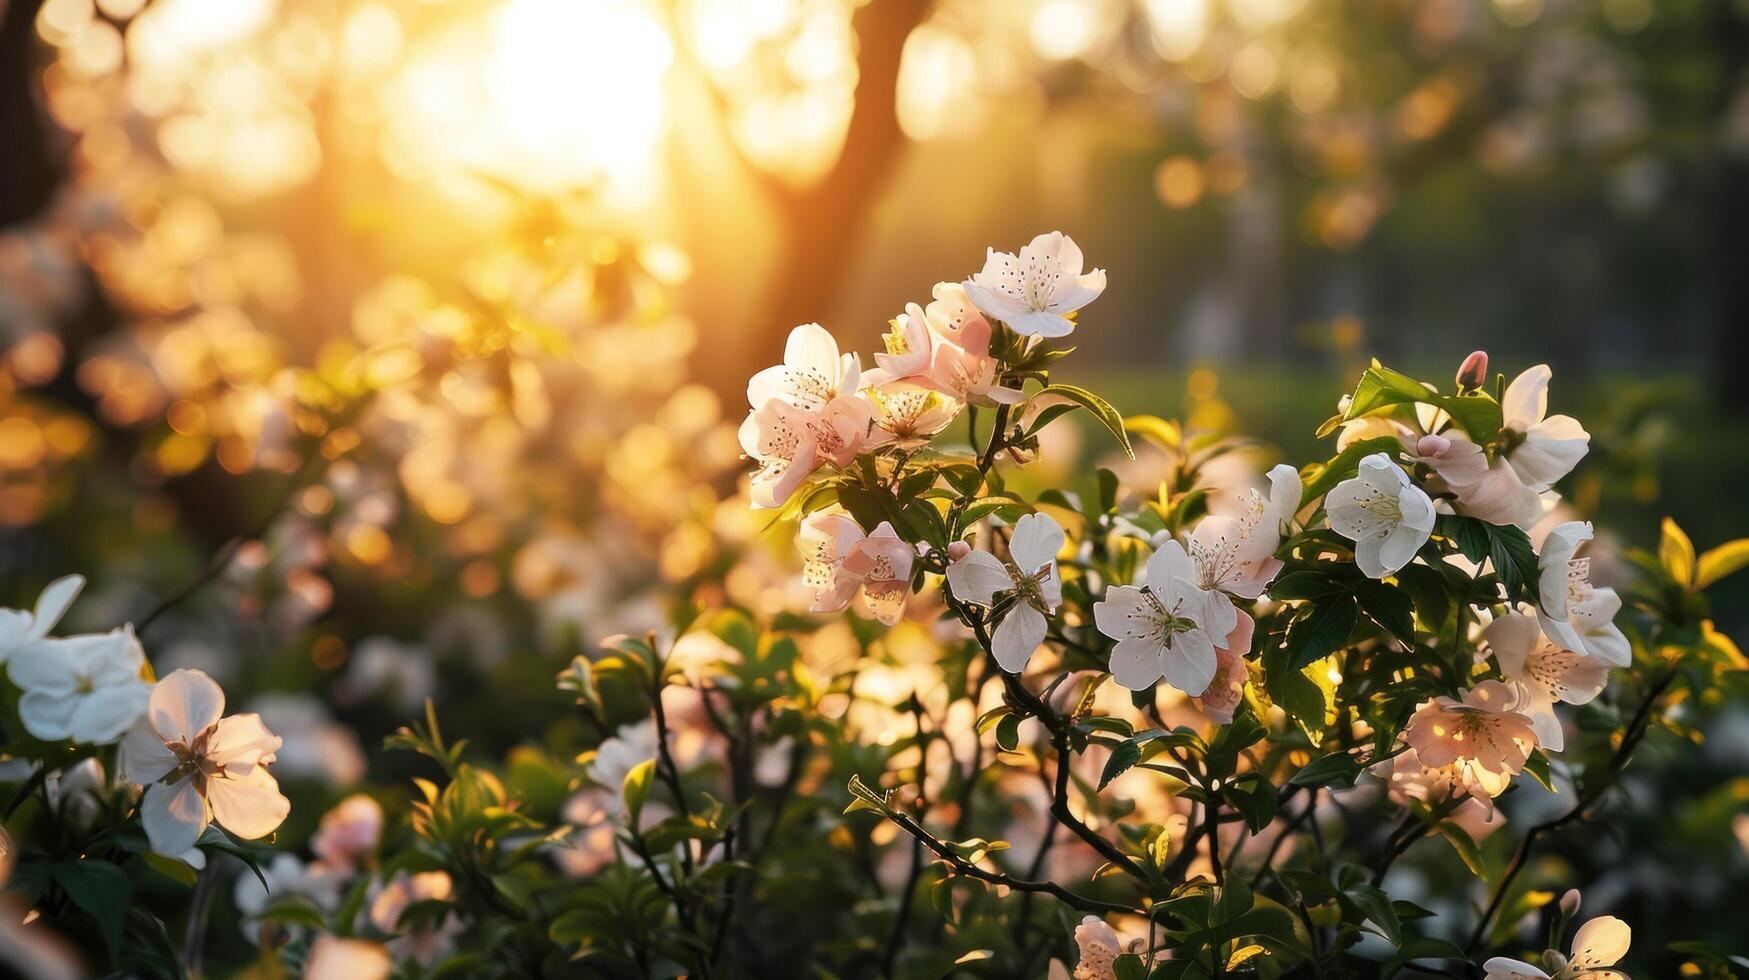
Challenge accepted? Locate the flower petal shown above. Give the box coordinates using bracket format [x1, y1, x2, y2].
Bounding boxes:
[6, 637, 82, 693]
[148, 669, 226, 744]
[1481, 956, 1550, 980]
[29, 574, 84, 640]
[208, 712, 283, 773]
[1144, 540, 1196, 592]
[1568, 916, 1630, 969]
[946, 551, 1011, 607]
[1501, 364, 1551, 430]
[208, 766, 291, 840]
[1160, 628, 1218, 697]
[1009, 512, 1065, 572]
[141, 778, 209, 857]
[1108, 637, 1164, 691]
[990, 603, 1046, 673]
[18, 689, 80, 741]
[69, 682, 150, 745]
[118, 718, 181, 785]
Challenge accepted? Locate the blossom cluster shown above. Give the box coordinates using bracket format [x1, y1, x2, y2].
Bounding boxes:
[2, 578, 290, 862]
[723, 231, 1734, 978]
[753, 235, 1620, 845]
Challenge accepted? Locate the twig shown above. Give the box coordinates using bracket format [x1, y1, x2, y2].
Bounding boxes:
[137, 442, 328, 635]
[183, 860, 219, 979]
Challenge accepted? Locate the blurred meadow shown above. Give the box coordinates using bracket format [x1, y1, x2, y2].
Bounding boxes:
[2, 0, 1748, 975]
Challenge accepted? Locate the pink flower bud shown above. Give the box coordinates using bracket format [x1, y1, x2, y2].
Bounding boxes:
[1559, 889, 1582, 917]
[1415, 434, 1452, 458]
[947, 541, 971, 562]
[1456, 350, 1489, 391]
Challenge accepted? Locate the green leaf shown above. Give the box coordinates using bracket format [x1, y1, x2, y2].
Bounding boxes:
[1289, 752, 1363, 789]
[1354, 581, 1415, 646]
[1284, 594, 1358, 670]
[1343, 362, 1503, 443]
[1383, 936, 1467, 978]
[1040, 384, 1133, 458]
[54, 859, 130, 963]
[844, 774, 892, 816]
[1347, 884, 1402, 947]
[1223, 774, 1279, 834]
[1487, 523, 1541, 604]
[1098, 728, 1200, 790]
[1660, 517, 1697, 587]
[143, 852, 198, 887]
[1434, 821, 1485, 877]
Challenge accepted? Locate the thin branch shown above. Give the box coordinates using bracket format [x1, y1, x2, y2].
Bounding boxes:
[1465, 669, 1677, 953]
[886, 811, 1135, 916]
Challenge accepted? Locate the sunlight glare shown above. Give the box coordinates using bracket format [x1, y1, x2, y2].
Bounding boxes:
[382, 0, 672, 203]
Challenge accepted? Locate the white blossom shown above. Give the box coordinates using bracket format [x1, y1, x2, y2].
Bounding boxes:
[1483, 613, 1610, 752]
[1093, 540, 1238, 695]
[960, 232, 1106, 338]
[117, 669, 290, 858]
[1484, 914, 1630, 979]
[1326, 453, 1436, 578]
[1536, 522, 1630, 667]
[9, 626, 151, 744]
[946, 513, 1065, 672]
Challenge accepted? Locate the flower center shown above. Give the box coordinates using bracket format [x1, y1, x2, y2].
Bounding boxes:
[1003, 559, 1054, 615]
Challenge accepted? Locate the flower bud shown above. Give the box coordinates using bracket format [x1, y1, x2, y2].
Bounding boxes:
[1559, 889, 1582, 917]
[1456, 350, 1489, 391]
[947, 541, 972, 562]
[1415, 434, 1452, 458]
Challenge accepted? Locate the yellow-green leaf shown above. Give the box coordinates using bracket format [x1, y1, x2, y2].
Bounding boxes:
[1660, 517, 1696, 588]
[1696, 538, 1749, 590]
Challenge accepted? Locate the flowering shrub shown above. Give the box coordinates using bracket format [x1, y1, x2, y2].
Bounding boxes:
[3, 232, 1747, 979]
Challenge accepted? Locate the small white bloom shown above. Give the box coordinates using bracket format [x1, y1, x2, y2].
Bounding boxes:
[1093, 540, 1238, 695]
[1499, 365, 1591, 491]
[9, 627, 151, 744]
[0, 575, 83, 663]
[1483, 914, 1630, 979]
[1370, 750, 1505, 842]
[865, 305, 936, 384]
[1072, 915, 1122, 980]
[945, 513, 1065, 673]
[1483, 613, 1610, 752]
[44, 758, 107, 832]
[1186, 463, 1301, 598]
[118, 669, 290, 857]
[1536, 522, 1630, 667]
[746, 323, 861, 413]
[1415, 365, 1588, 530]
[1326, 453, 1436, 578]
[960, 231, 1106, 338]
